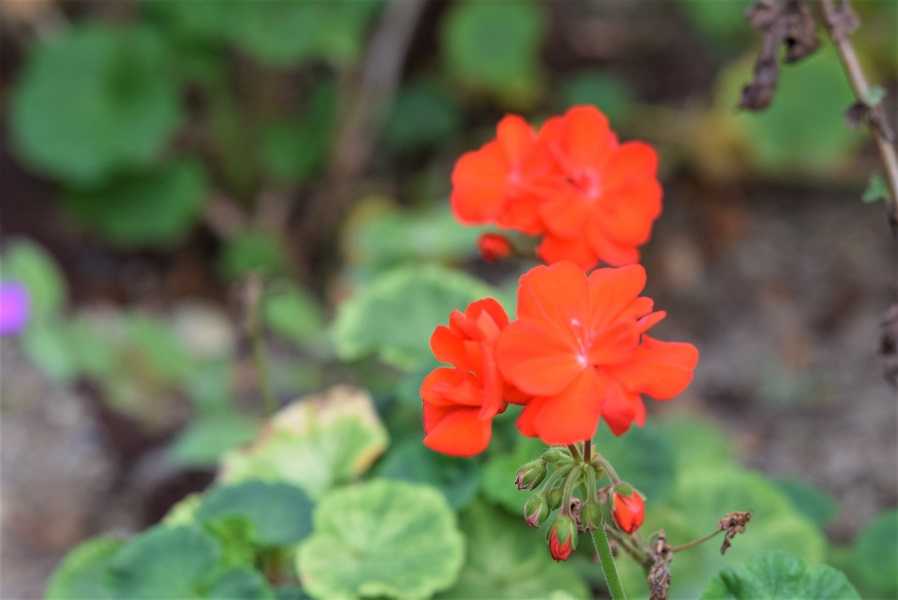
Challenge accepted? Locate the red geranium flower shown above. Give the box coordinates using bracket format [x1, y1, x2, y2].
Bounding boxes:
[496, 261, 698, 445]
[421, 298, 527, 456]
[450, 106, 662, 270]
[451, 115, 557, 235]
[536, 106, 662, 269]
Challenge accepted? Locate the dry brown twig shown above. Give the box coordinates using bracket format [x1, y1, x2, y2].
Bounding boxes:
[818, 0, 898, 233]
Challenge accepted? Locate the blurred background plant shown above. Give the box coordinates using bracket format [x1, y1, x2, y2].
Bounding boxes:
[0, 0, 895, 598]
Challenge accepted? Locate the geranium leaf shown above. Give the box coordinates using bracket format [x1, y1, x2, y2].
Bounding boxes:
[297, 479, 464, 600]
[220, 386, 388, 499]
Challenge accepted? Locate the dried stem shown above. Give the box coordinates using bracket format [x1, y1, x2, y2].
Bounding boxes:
[820, 0, 898, 229]
[669, 528, 723, 553]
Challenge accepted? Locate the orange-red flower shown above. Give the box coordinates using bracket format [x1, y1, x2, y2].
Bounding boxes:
[496, 262, 698, 445]
[535, 106, 662, 268]
[421, 298, 526, 456]
[612, 490, 645, 534]
[451, 115, 555, 234]
[450, 106, 662, 270]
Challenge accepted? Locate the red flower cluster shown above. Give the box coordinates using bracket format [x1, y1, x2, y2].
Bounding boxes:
[422, 103, 698, 461]
[451, 106, 662, 269]
[421, 262, 697, 454]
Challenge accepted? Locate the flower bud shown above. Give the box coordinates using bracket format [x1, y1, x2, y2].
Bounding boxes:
[547, 514, 578, 561]
[514, 459, 546, 490]
[546, 488, 563, 511]
[541, 448, 569, 464]
[580, 500, 603, 531]
[477, 233, 513, 262]
[612, 490, 645, 534]
[523, 494, 549, 528]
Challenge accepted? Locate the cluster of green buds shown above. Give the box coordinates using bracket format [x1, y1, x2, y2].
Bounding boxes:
[515, 445, 645, 561]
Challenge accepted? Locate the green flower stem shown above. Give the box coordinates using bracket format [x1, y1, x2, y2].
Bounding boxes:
[591, 449, 622, 484]
[560, 465, 583, 512]
[592, 522, 628, 600]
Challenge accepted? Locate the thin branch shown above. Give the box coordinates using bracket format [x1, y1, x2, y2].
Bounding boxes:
[301, 0, 426, 243]
[820, 0, 898, 231]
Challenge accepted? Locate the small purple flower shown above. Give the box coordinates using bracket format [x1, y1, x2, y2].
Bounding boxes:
[0, 282, 30, 336]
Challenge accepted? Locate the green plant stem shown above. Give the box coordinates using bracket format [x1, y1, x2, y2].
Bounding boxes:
[592, 450, 622, 484]
[592, 522, 628, 600]
[670, 527, 724, 553]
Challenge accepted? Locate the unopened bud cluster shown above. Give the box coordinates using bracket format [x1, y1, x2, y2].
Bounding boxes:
[514, 446, 646, 561]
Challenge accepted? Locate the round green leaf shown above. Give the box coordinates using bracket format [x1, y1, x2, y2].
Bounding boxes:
[346, 205, 487, 272]
[221, 386, 389, 499]
[376, 438, 481, 509]
[225, 1, 380, 67]
[656, 415, 736, 473]
[383, 80, 462, 153]
[65, 160, 208, 247]
[298, 479, 464, 600]
[197, 481, 314, 547]
[850, 508, 898, 596]
[702, 551, 859, 599]
[481, 437, 546, 515]
[219, 231, 289, 280]
[442, 0, 544, 107]
[332, 265, 497, 370]
[559, 72, 634, 123]
[593, 422, 677, 504]
[717, 47, 863, 173]
[46, 537, 122, 600]
[109, 526, 221, 599]
[11, 24, 181, 183]
[772, 478, 839, 529]
[0, 238, 66, 322]
[169, 415, 260, 467]
[259, 82, 336, 184]
[263, 282, 325, 346]
[207, 568, 275, 600]
[439, 502, 588, 599]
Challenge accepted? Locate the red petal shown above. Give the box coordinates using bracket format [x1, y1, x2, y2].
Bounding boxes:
[587, 320, 639, 366]
[497, 319, 583, 396]
[496, 114, 536, 167]
[601, 379, 639, 436]
[420, 368, 482, 407]
[544, 106, 619, 173]
[515, 396, 546, 437]
[451, 142, 507, 224]
[538, 190, 591, 239]
[531, 369, 605, 445]
[430, 326, 476, 371]
[586, 265, 647, 333]
[537, 234, 599, 269]
[516, 262, 590, 329]
[423, 402, 451, 434]
[602, 142, 659, 191]
[594, 179, 662, 247]
[423, 407, 492, 457]
[586, 222, 640, 266]
[466, 297, 509, 337]
[608, 336, 699, 399]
